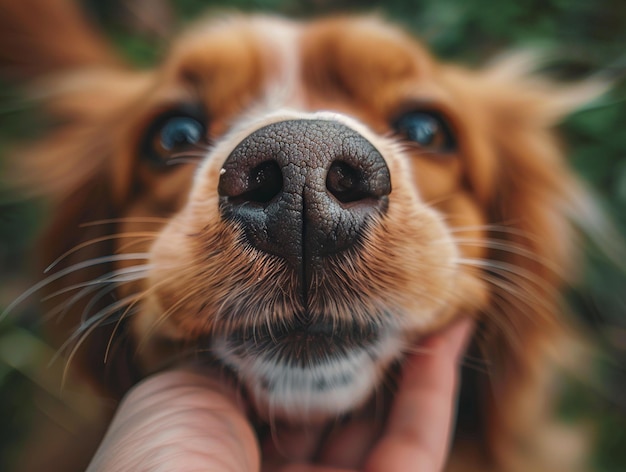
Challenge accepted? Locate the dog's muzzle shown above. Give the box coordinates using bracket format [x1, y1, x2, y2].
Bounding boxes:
[214, 119, 395, 418]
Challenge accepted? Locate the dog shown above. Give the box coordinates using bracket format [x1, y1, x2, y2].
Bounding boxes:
[1, 1, 607, 470]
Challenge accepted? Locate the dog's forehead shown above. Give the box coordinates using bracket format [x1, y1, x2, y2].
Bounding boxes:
[163, 15, 435, 109]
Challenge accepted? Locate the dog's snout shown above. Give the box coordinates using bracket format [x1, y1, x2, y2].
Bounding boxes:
[218, 119, 391, 267]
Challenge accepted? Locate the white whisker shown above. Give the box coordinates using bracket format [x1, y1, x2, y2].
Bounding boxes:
[58, 293, 143, 384]
[451, 237, 561, 273]
[42, 265, 152, 301]
[46, 282, 116, 323]
[2, 253, 150, 320]
[79, 217, 168, 228]
[456, 257, 556, 291]
[45, 233, 157, 273]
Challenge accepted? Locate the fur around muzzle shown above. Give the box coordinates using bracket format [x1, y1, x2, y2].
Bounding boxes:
[138, 111, 458, 421]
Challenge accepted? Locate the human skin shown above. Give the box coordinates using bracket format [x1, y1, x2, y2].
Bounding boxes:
[87, 318, 473, 472]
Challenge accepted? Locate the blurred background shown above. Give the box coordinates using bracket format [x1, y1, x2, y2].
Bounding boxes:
[0, 0, 625, 470]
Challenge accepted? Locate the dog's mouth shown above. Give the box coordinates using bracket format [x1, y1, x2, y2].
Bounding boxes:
[211, 314, 401, 420]
[223, 316, 381, 367]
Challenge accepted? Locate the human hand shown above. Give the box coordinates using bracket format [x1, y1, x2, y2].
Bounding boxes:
[87, 318, 473, 472]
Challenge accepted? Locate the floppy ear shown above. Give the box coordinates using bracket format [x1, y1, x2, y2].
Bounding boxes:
[469, 59, 606, 468]
[0, 0, 151, 397]
[0, 0, 121, 79]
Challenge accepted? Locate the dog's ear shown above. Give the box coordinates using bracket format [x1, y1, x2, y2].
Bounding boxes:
[455, 57, 606, 467]
[0, 0, 146, 200]
[0, 0, 151, 397]
[0, 0, 122, 80]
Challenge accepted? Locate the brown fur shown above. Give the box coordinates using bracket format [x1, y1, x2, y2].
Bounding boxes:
[1, 2, 603, 471]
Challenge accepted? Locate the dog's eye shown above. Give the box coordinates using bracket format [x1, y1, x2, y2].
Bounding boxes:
[159, 117, 203, 150]
[393, 111, 456, 153]
[142, 108, 208, 166]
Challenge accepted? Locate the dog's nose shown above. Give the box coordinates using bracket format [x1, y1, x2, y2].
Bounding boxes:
[218, 119, 391, 268]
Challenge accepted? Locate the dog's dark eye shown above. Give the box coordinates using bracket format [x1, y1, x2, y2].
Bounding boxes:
[159, 117, 203, 150]
[142, 107, 208, 166]
[393, 111, 456, 153]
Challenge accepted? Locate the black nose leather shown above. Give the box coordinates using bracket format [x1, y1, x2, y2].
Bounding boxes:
[218, 119, 391, 268]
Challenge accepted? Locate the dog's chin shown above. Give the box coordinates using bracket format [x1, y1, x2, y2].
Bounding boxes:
[212, 320, 402, 422]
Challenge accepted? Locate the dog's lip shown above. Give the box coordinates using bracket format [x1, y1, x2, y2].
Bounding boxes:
[226, 318, 379, 344]
[221, 317, 382, 365]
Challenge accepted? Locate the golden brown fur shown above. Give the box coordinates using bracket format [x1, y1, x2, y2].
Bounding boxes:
[1, 2, 605, 471]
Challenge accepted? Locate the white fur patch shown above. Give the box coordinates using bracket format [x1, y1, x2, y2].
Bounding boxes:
[213, 328, 401, 421]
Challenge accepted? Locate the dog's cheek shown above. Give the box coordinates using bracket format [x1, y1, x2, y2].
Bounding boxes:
[379, 152, 491, 332]
[373, 207, 459, 329]
[130, 213, 220, 371]
[130, 218, 191, 344]
[433, 192, 492, 318]
[367, 154, 460, 329]
[132, 212, 209, 340]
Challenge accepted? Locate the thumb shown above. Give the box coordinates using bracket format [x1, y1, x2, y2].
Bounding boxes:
[88, 370, 260, 472]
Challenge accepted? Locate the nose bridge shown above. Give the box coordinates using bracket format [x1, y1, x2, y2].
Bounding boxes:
[217, 118, 391, 270]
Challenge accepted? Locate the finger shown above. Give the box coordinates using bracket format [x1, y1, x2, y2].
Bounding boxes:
[317, 419, 378, 469]
[365, 318, 473, 472]
[123, 369, 245, 415]
[262, 423, 328, 466]
[279, 464, 354, 472]
[89, 370, 260, 472]
[420, 316, 474, 360]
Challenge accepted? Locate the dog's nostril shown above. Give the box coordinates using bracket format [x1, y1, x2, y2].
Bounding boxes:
[326, 160, 368, 204]
[244, 161, 283, 204]
[225, 160, 283, 205]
